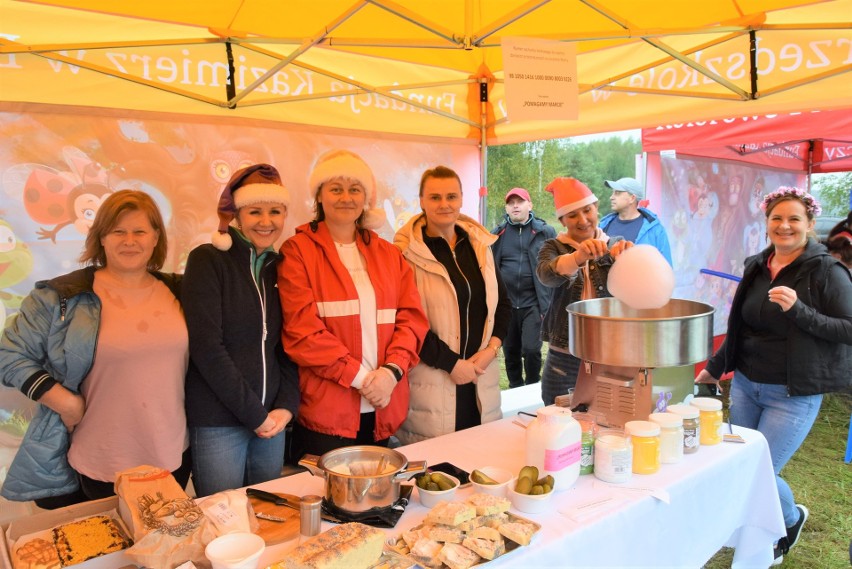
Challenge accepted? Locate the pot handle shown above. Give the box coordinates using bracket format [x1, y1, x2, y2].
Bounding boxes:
[396, 460, 427, 481]
[298, 454, 326, 478]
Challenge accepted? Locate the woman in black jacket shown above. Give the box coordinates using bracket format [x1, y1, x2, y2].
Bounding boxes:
[183, 164, 299, 496]
[696, 187, 852, 564]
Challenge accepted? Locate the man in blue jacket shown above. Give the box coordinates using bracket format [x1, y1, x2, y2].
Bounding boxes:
[600, 177, 673, 266]
[492, 188, 557, 389]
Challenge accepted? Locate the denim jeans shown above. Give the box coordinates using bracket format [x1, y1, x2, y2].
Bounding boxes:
[729, 370, 822, 527]
[540, 348, 581, 406]
[190, 426, 285, 497]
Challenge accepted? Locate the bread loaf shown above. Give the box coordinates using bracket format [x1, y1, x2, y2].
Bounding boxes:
[283, 522, 384, 569]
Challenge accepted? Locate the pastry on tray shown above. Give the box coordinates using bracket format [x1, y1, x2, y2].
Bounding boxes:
[52, 514, 133, 566]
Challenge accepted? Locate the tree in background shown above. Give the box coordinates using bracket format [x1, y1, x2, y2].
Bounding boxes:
[812, 172, 852, 216]
[484, 136, 642, 228]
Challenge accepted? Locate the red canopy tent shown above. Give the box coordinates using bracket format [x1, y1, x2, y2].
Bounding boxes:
[642, 108, 852, 174]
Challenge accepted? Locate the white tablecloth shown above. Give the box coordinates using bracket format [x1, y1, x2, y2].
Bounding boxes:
[256, 416, 785, 569]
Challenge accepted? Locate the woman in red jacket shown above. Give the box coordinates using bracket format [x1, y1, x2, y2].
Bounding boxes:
[279, 150, 428, 459]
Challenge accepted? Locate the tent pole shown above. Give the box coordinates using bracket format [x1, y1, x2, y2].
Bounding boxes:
[479, 78, 489, 226]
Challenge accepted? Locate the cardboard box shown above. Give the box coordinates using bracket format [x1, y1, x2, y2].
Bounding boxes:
[2, 497, 136, 569]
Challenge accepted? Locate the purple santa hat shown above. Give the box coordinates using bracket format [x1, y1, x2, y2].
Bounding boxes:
[212, 163, 289, 251]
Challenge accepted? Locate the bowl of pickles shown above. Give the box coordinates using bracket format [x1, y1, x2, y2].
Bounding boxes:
[507, 465, 555, 514]
[470, 466, 513, 497]
[414, 471, 460, 508]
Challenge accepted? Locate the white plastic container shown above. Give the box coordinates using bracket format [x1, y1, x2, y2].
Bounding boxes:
[525, 406, 582, 491]
[648, 412, 684, 464]
[594, 429, 632, 483]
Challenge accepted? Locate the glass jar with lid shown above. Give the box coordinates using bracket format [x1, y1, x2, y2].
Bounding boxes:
[667, 403, 700, 454]
[690, 397, 723, 445]
[648, 412, 684, 464]
[624, 420, 661, 474]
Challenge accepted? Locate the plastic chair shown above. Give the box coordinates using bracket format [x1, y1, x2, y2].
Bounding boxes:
[845, 412, 852, 464]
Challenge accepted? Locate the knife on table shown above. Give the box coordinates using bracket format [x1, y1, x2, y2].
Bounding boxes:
[245, 488, 341, 523]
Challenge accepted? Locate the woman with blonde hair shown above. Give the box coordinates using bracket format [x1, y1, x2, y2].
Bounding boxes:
[394, 165, 510, 444]
[279, 150, 428, 459]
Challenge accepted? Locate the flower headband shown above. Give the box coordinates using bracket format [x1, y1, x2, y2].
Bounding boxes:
[759, 186, 822, 217]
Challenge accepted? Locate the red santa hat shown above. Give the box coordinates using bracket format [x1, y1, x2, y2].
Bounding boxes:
[545, 177, 598, 219]
[212, 163, 289, 251]
[308, 149, 386, 230]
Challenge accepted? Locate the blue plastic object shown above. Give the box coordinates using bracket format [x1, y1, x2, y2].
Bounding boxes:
[845, 412, 852, 464]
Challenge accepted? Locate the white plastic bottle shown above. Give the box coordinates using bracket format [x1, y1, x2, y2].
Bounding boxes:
[525, 406, 582, 491]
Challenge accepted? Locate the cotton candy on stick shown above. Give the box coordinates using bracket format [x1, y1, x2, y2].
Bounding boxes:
[607, 244, 674, 309]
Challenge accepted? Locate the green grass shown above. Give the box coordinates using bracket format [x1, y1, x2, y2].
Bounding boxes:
[703, 392, 852, 569]
[496, 350, 852, 568]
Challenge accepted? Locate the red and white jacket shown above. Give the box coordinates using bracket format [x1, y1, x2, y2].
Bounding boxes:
[278, 222, 428, 440]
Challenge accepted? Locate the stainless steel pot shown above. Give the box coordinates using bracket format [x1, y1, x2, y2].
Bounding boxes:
[566, 298, 714, 368]
[298, 446, 426, 513]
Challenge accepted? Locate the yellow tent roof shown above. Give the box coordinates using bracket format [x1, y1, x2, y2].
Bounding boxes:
[1, 0, 850, 143]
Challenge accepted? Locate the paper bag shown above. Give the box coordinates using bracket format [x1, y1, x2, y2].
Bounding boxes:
[115, 465, 217, 569]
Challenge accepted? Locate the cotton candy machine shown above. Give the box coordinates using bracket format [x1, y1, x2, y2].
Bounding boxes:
[566, 298, 714, 428]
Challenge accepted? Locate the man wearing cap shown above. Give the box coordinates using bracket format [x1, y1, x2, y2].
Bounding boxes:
[492, 188, 557, 389]
[600, 177, 672, 266]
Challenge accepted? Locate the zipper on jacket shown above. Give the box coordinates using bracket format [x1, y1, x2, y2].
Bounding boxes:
[450, 239, 473, 358]
[250, 256, 269, 405]
[515, 225, 524, 309]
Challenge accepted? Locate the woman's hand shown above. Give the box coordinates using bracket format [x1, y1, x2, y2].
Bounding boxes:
[360, 369, 396, 409]
[768, 286, 798, 312]
[468, 343, 499, 370]
[449, 359, 484, 385]
[39, 384, 85, 433]
[609, 240, 634, 258]
[694, 369, 719, 387]
[255, 409, 292, 438]
[574, 238, 610, 264]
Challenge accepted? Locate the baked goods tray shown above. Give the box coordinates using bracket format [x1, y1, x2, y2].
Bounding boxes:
[385, 512, 541, 569]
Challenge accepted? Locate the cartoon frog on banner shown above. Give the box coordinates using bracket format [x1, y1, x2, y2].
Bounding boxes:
[0, 219, 34, 329]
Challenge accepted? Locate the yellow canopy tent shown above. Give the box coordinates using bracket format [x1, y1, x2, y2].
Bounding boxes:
[2, 0, 850, 149]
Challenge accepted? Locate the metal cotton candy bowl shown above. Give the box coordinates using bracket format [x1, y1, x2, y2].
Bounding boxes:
[566, 298, 714, 368]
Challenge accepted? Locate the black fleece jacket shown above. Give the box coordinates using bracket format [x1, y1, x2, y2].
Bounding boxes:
[706, 239, 852, 395]
[183, 227, 299, 429]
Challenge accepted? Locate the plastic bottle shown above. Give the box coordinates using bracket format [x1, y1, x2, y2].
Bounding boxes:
[572, 412, 599, 475]
[691, 397, 723, 445]
[525, 406, 582, 490]
[648, 412, 684, 464]
[625, 420, 661, 474]
[667, 403, 700, 454]
[594, 429, 632, 483]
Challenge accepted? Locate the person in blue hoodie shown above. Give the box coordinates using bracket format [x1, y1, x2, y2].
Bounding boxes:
[599, 177, 672, 266]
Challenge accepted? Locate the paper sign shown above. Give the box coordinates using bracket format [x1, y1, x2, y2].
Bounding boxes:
[502, 36, 578, 121]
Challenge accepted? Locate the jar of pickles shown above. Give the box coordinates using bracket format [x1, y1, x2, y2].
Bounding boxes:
[667, 403, 700, 454]
[648, 412, 684, 464]
[624, 421, 661, 474]
[690, 397, 723, 446]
